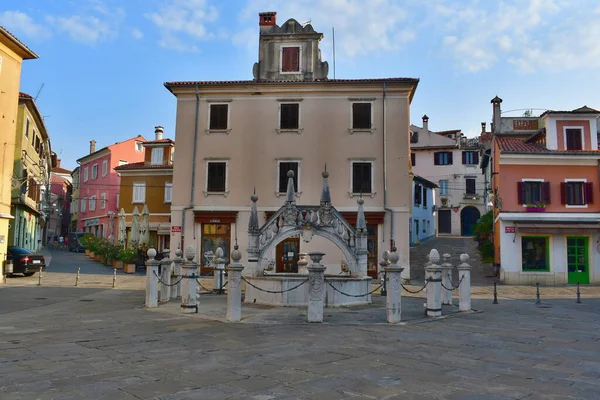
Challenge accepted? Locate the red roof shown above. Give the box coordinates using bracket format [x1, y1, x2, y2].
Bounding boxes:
[52, 167, 72, 174]
[497, 137, 550, 153]
[165, 77, 419, 87]
[19, 92, 33, 99]
[114, 162, 173, 171]
[435, 129, 461, 136]
[144, 139, 174, 145]
[479, 132, 493, 143]
[0, 26, 38, 59]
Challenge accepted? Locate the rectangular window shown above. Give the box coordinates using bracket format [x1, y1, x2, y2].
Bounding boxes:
[89, 196, 96, 211]
[462, 151, 479, 165]
[565, 128, 583, 150]
[439, 180, 449, 196]
[352, 162, 372, 194]
[414, 183, 422, 205]
[135, 141, 143, 151]
[434, 152, 453, 165]
[352, 103, 371, 130]
[411, 152, 415, 166]
[91, 164, 98, 179]
[118, 160, 127, 166]
[280, 103, 299, 129]
[209, 104, 228, 130]
[422, 219, 426, 233]
[84, 167, 89, 182]
[133, 182, 146, 203]
[32, 129, 36, 145]
[102, 160, 108, 176]
[116, 193, 120, 208]
[522, 236, 550, 272]
[278, 162, 299, 193]
[282, 46, 300, 72]
[201, 224, 231, 273]
[25, 118, 30, 139]
[466, 178, 476, 195]
[561, 181, 592, 205]
[100, 192, 106, 209]
[151, 147, 164, 165]
[422, 187, 428, 208]
[207, 162, 227, 192]
[81, 197, 86, 212]
[518, 181, 551, 205]
[165, 182, 172, 203]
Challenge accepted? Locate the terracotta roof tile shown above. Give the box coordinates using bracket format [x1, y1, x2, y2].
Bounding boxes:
[114, 162, 173, 171]
[497, 137, 551, 153]
[165, 77, 419, 87]
[479, 132, 493, 143]
[19, 92, 33, 99]
[52, 167, 72, 174]
[0, 26, 38, 59]
[540, 105, 600, 117]
[434, 129, 461, 136]
[144, 139, 174, 144]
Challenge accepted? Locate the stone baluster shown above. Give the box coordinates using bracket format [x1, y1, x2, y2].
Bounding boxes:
[457, 254, 472, 312]
[145, 248, 159, 309]
[297, 252, 309, 274]
[160, 249, 171, 303]
[171, 249, 183, 300]
[213, 247, 225, 294]
[440, 253, 453, 305]
[425, 249, 442, 317]
[226, 245, 245, 322]
[181, 246, 199, 314]
[385, 252, 405, 323]
[307, 252, 326, 323]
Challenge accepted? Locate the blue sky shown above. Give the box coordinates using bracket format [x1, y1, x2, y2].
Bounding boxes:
[3, 0, 600, 171]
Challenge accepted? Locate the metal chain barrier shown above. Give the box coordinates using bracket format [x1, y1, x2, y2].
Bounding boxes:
[241, 276, 308, 294]
[324, 279, 382, 298]
[194, 275, 213, 292]
[441, 275, 464, 291]
[153, 270, 184, 287]
[401, 280, 429, 294]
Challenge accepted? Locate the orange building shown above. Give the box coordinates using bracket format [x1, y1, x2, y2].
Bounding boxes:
[115, 127, 174, 252]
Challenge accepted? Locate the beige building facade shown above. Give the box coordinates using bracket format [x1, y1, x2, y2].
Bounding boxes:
[166, 13, 418, 279]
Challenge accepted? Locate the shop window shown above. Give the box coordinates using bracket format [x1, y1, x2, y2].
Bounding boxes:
[201, 224, 230, 274]
[522, 236, 550, 272]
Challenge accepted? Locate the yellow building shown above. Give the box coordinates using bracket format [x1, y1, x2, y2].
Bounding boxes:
[114, 127, 174, 252]
[8, 92, 52, 251]
[0, 26, 38, 272]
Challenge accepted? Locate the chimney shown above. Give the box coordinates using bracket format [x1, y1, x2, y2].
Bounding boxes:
[155, 126, 164, 141]
[491, 96, 502, 134]
[56, 159, 61, 168]
[481, 122, 486, 133]
[90, 140, 96, 154]
[259, 12, 277, 33]
[422, 114, 429, 132]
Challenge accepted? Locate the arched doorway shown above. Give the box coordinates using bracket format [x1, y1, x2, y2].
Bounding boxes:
[461, 206, 481, 236]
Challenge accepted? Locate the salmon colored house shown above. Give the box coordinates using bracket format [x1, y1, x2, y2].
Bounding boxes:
[489, 97, 600, 284]
[76, 135, 146, 237]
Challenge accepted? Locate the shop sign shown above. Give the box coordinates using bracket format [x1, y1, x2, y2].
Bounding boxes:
[171, 226, 182, 233]
[505, 226, 515, 233]
[85, 218, 100, 227]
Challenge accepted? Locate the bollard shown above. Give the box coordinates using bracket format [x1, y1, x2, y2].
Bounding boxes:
[171, 249, 183, 300]
[535, 282, 541, 305]
[75, 268, 80, 287]
[493, 281, 498, 304]
[213, 247, 226, 294]
[225, 245, 244, 322]
[457, 254, 471, 312]
[307, 252, 326, 323]
[145, 249, 160, 308]
[180, 246, 199, 314]
[379, 250, 390, 297]
[160, 250, 171, 303]
[425, 249, 442, 317]
[384, 252, 404, 323]
[37, 267, 43, 286]
[576, 282, 581, 304]
[112, 268, 117, 288]
[440, 253, 453, 305]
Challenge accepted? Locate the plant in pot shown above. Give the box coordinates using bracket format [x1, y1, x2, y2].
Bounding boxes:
[119, 247, 138, 274]
[79, 234, 96, 256]
[109, 245, 123, 269]
[526, 202, 546, 212]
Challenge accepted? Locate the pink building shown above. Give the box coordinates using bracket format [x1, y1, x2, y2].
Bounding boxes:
[76, 136, 146, 237]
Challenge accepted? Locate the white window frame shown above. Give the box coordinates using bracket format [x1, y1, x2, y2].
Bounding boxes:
[100, 192, 106, 209]
[563, 126, 584, 150]
[439, 180, 449, 196]
[102, 160, 108, 177]
[349, 100, 375, 134]
[279, 44, 302, 74]
[277, 102, 303, 134]
[164, 182, 172, 203]
[84, 167, 89, 182]
[203, 159, 229, 196]
[206, 103, 231, 134]
[521, 178, 544, 207]
[135, 141, 143, 152]
[91, 164, 98, 180]
[151, 147, 164, 165]
[564, 178, 588, 209]
[81, 197, 86, 212]
[349, 159, 376, 197]
[118, 160, 127, 166]
[275, 159, 302, 197]
[133, 182, 146, 203]
[116, 193, 120, 208]
[89, 196, 96, 211]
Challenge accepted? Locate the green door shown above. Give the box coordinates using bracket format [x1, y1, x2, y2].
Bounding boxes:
[567, 237, 589, 284]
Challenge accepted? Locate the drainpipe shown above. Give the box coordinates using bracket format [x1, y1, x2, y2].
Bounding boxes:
[382, 83, 395, 251]
[181, 84, 200, 249]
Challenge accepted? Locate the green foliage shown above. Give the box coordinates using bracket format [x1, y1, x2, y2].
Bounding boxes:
[118, 247, 139, 264]
[526, 202, 545, 208]
[473, 210, 494, 262]
[80, 234, 101, 252]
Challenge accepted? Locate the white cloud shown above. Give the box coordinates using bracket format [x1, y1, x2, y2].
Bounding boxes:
[0, 10, 51, 39]
[145, 0, 219, 52]
[132, 28, 144, 39]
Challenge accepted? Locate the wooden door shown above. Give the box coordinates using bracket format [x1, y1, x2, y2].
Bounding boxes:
[276, 237, 300, 273]
[438, 210, 451, 234]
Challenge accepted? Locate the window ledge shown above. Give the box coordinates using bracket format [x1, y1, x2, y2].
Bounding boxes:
[205, 129, 231, 135]
[349, 192, 376, 198]
[203, 191, 230, 198]
[565, 204, 588, 208]
[275, 191, 302, 198]
[520, 270, 552, 274]
[276, 128, 303, 135]
[132, 201, 145, 204]
[348, 128, 375, 135]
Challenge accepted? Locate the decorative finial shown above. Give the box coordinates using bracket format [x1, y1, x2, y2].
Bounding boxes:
[231, 244, 242, 263]
[147, 248, 157, 259]
[460, 253, 470, 263]
[357, 198, 364, 206]
[322, 170, 329, 179]
[175, 249, 183, 258]
[287, 170, 295, 178]
[251, 192, 258, 203]
[382, 250, 390, 261]
[428, 249, 440, 264]
[185, 245, 195, 261]
[389, 252, 400, 264]
[215, 247, 224, 259]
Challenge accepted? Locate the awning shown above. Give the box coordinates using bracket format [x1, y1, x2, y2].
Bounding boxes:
[516, 223, 600, 234]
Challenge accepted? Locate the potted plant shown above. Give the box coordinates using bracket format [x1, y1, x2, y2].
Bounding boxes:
[526, 202, 546, 212]
[79, 234, 96, 256]
[118, 247, 138, 274]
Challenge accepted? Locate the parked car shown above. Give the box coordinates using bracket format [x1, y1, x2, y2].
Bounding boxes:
[6, 247, 46, 276]
[68, 232, 86, 252]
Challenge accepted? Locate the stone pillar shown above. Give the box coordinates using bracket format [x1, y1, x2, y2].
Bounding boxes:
[307, 252, 326, 323]
[180, 246, 199, 314]
[213, 247, 225, 293]
[440, 253, 453, 305]
[297, 252, 309, 274]
[226, 245, 244, 322]
[160, 249, 171, 304]
[171, 249, 183, 300]
[145, 248, 159, 309]
[425, 249, 442, 317]
[457, 254, 472, 312]
[385, 252, 404, 323]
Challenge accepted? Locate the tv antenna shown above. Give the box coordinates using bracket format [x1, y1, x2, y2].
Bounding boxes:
[35, 83, 45, 101]
[332, 27, 336, 79]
